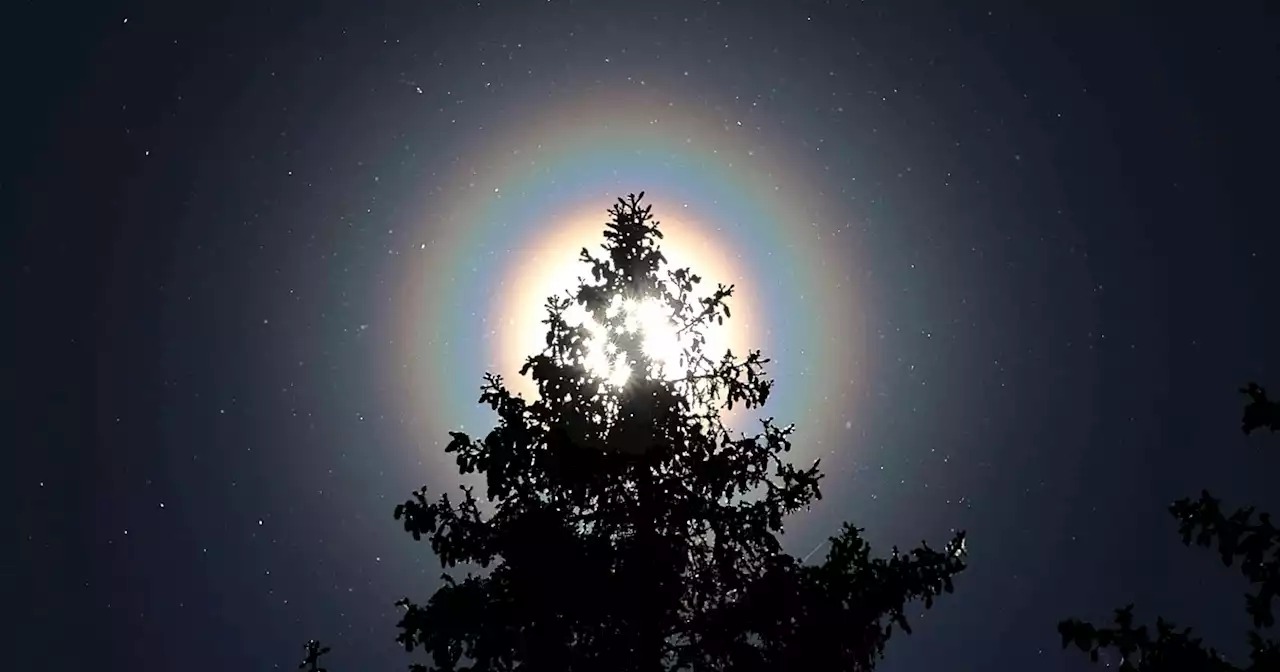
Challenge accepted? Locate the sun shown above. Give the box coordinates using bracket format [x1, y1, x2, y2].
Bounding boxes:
[493, 204, 754, 408]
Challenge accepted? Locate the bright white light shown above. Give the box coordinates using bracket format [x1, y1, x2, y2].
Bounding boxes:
[564, 295, 689, 387]
[494, 208, 756, 418]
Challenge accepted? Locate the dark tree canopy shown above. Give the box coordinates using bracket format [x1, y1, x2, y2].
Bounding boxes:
[381, 193, 967, 672]
[1057, 383, 1280, 671]
[299, 640, 332, 672]
[1240, 383, 1280, 436]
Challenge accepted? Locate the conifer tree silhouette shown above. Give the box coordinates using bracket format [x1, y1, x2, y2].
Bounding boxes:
[308, 193, 969, 671]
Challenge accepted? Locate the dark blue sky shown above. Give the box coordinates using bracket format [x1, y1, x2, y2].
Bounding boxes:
[9, 2, 1279, 671]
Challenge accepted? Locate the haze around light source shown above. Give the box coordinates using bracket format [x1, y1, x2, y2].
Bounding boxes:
[493, 207, 756, 413]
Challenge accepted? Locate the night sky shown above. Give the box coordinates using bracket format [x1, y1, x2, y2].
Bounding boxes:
[10, 2, 1279, 670]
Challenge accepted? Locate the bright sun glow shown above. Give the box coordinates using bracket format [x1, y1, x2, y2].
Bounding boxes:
[563, 293, 690, 387]
[494, 205, 754, 409]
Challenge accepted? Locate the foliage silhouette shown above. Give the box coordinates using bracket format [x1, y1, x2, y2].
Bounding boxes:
[299, 640, 331, 672]
[1057, 383, 1280, 671]
[380, 193, 967, 672]
[1240, 383, 1280, 436]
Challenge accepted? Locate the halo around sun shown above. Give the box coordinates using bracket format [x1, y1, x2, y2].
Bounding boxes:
[491, 201, 758, 409]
